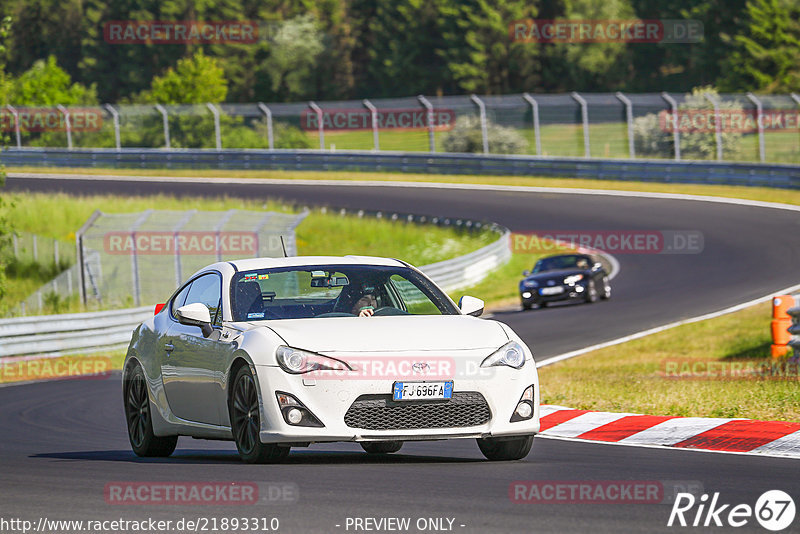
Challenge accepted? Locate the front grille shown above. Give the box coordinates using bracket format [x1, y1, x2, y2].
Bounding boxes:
[344, 391, 491, 431]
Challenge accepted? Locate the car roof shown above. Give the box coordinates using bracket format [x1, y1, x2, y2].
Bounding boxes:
[228, 255, 407, 271]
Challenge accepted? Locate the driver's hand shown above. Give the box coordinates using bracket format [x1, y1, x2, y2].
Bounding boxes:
[358, 308, 374, 317]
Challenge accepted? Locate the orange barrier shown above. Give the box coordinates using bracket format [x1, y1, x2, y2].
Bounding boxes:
[771, 295, 795, 359]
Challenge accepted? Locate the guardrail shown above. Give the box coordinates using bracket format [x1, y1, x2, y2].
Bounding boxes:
[787, 294, 800, 359]
[0, 221, 511, 358]
[3, 148, 800, 189]
[0, 306, 154, 358]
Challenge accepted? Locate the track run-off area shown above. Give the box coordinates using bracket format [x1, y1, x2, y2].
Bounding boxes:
[3, 172, 800, 533]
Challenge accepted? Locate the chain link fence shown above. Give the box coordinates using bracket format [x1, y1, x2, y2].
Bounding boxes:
[4, 92, 799, 163]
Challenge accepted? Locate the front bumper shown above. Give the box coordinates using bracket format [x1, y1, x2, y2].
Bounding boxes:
[255, 364, 540, 444]
[520, 283, 587, 304]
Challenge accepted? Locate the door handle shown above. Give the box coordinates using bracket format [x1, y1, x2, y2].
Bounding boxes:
[165, 343, 174, 352]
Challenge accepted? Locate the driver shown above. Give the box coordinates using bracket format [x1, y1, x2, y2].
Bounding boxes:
[352, 293, 377, 317]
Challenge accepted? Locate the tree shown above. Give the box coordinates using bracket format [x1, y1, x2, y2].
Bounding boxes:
[0, 15, 13, 308]
[260, 14, 324, 101]
[718, 0, 800, 92]
[142, 51, 227, 104]
[10, 55, 97, 105]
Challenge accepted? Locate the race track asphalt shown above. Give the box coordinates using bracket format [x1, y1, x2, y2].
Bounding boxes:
[3, 174, 800, 533]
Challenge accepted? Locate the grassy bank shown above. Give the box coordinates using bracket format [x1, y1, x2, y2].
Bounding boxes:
[3, 193, 498, 315]
[539, 301, 800, 422]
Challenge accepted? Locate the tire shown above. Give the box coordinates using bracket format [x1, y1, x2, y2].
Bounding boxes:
[230, 365, 291, 464]
[584, 280, 598, 303]
[124, 364, 178, 457]
[521, 302, 532, 311]
[477, 435, 533, 461]
[361, 441, 403, 454]
[600, 276, 611, 300]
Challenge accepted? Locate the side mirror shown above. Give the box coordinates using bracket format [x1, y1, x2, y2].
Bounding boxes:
[458, 295, 485, 317]
[522, 270, 530, 277]
[592, 262, 602, 271]
[176, 302, 213, 337]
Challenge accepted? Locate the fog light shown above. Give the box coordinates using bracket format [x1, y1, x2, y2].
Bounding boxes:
[510, 385, 535, 422]
[575, 285, 584, 292]
[515, 402, 532, 419]
[522, 291, 532, 299]
[287, 408, 303, 424]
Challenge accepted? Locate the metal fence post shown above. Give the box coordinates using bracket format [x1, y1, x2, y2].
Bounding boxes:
[308, 101, 325, 149]
[470, 94, 489, 154]
[362, 99, 380, 151]
[172, 210, 196, 287]
[32, 234, 38, 262]
[104, 104, 121, 151]
[154, 104, 170, 149]
[570, 92, 590, 158]
[257, 102, 274, 150]
[522, 93, 542, 156]
[661, 92, 681, 161]
[75, 210, 102, 305]
[56, 104, 72, 149]
[54, 239, 59, 267]
[703, 93, 723, 161]
[615, 92, 635, 158]
[745, 93, 765, 162]
[206, 102, 222, 149]
[418, 95, 435, 153]
[6, 105, 21, 148]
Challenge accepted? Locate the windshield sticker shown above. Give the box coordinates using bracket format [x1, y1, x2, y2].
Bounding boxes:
[258, 274, 269, 280]
[242, 273, 257, 282]
[311, 270, 327, 278]
[247, 312, 265, 319]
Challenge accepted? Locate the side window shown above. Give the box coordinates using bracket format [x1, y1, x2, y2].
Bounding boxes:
[170, 283, 192, 317]
[184, 273, 222, 325]
[389, 274, 442, 315]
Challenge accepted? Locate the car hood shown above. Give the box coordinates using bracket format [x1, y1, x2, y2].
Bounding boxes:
[255, 315, 508, 353]
[524, 268, 588, 281]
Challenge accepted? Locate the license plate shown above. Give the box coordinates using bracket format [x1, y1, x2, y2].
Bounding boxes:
[540, 286, 564, 295]
[392, 381, 453, 401]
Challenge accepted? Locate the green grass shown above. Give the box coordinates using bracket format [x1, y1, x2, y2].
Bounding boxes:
[10, 166, 800, 207]
[539, 302, 800, 422]
[2, 192, 498, 315]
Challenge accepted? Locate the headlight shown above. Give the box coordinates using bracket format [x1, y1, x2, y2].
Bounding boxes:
[564, 274, 584, 285]
[481, 341, 526, 369]
[522, 280, 539, 288]
[276, 346, 351, 374]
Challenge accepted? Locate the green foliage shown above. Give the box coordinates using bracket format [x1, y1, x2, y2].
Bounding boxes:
[141, 51, 228, 105]
[442, 115, 528, 154]
[10, 55, 97, 105]
[634, 86, 743, 159]
[262, 14, 325, 101]
[719, 0, 800, 92]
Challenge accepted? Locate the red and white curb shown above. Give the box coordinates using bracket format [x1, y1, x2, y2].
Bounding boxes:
[539, 405, 800, 458]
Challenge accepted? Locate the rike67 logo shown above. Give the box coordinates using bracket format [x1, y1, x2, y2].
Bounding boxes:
[668, 490, 795, 531]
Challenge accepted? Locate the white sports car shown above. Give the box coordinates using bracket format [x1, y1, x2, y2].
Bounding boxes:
[122, 256, 540, 463]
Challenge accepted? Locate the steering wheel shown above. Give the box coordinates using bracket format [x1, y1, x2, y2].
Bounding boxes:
[371, 306, 409, 316]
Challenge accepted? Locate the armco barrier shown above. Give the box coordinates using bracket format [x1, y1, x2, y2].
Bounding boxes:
[787, 294, 800, 359]
[3, 148, 800, 189]
[0, 226, 511, 358]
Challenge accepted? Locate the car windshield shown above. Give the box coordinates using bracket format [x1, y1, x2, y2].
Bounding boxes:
[532, 255, 592, 273]
[229, 264, 459, 321]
